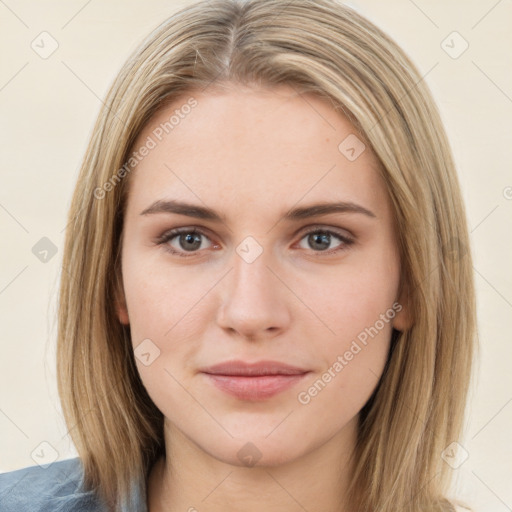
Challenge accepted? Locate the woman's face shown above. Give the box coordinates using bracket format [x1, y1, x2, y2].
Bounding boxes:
[116, 84, 408, 467]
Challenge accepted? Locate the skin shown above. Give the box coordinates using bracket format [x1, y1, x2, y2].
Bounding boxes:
[115, 83, 410, 512]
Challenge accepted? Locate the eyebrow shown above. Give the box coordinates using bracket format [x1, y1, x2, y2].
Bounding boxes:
[140, 199, 376, 221]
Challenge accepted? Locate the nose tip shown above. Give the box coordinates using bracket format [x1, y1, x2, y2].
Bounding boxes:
[216, 252, 290, 341]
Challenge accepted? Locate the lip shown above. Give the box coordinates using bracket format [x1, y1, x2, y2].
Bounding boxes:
[200, 360, 310, 401]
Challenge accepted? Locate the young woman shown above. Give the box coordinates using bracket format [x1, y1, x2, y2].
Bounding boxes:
[0, 0, 476, 511]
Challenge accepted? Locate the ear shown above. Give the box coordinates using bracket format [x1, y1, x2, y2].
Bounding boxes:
[392, 280, 413, 331]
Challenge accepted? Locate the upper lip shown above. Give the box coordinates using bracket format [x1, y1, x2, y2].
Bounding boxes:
[200, 360, 309, 376]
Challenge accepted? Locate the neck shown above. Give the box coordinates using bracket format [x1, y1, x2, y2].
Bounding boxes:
[147, 417, 358, 512]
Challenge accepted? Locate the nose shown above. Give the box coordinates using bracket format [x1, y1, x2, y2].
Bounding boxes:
[216, 245, 291, 341]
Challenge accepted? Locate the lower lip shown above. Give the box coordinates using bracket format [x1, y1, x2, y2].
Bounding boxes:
[203, 373, 309, 400]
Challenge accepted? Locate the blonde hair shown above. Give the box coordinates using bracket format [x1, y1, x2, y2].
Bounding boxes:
[57, 0, 477, 510]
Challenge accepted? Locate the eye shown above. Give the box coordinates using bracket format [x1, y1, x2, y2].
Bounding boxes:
[296, 227, 354, 254]
[155, 226, 354, 258]
[155, 227, 216, 257]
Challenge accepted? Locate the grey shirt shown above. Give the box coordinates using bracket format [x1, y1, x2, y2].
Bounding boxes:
[0, 457, 147, 512]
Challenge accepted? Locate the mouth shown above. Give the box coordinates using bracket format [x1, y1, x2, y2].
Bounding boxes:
[200, 360, 311, 401]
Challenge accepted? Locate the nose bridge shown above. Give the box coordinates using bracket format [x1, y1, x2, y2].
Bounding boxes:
[216, 236, 289, 337]
[230, 235, 279, 304]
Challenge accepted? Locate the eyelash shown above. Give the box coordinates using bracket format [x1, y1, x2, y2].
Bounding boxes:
[154, 226, 355, 258]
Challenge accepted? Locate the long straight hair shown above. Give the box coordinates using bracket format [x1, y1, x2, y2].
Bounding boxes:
[56, 1, 477, 510]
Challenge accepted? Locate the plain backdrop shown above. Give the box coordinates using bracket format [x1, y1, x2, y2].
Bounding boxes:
[1, 1, 511, 511]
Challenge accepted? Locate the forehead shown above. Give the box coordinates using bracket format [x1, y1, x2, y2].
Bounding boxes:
[125, 84, 386, 217]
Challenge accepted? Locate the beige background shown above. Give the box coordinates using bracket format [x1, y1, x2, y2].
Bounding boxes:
[1, 1, 511, 510]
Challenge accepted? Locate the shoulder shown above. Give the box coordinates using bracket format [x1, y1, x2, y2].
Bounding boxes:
[0, 457, 107, 512]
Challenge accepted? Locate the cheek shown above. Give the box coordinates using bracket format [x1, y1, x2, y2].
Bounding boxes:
[121, 250, 218, 342]
[294, 287, 395, 427]
[294, 252, 399, 408]
[123, 261, 211, 421]
[120, 256, 214, 405]
[302, 253, 400, 346]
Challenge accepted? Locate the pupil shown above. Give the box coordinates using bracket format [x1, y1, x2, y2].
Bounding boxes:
[310, 232, 330, 251]
[181, 233, 201, 251]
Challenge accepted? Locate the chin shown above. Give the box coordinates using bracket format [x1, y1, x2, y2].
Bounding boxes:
[195, 429, 312, 469]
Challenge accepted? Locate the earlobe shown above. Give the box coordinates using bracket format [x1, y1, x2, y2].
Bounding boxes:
[114, 287, 130, 325]
[392, 283, 413, 332]
[392, 304, 412, 331]
[116, 300, 130, 325]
